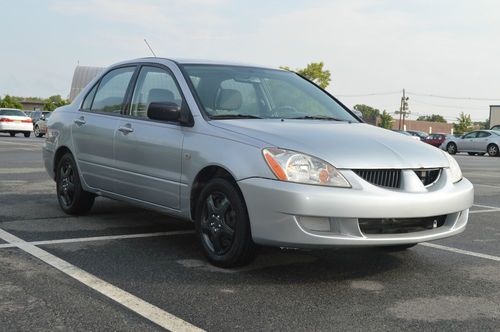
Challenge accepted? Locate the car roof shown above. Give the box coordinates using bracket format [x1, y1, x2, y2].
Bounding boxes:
[114, 57, 279, 71]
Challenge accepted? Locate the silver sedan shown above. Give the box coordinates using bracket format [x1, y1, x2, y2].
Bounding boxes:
[43, 58, 474, 267]
[440, 130, 500, 157]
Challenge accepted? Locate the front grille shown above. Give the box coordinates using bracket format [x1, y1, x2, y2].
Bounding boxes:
[414, 169, 441, 186]
[359, 215, 446, 234]
[353, 169, 401, 188]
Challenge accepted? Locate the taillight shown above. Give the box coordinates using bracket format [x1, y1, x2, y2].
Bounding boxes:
[21, 119, 32, 123]
[0, 118, 13, 122]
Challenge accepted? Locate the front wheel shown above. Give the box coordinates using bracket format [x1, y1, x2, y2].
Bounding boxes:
[446, 142, 457, 155]
[34, 126, 43, 137]
[23, 132, 31, 138]
[487, 144, 499, 157]
[56, 153, 95, 215]
[195, 178, 258, 267]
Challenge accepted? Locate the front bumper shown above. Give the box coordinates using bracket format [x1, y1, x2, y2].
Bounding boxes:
[238, 169, 473, 247]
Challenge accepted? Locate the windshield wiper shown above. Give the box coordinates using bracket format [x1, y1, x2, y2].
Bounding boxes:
[287, 115, 345, 121]
[209, 114, 263, 119]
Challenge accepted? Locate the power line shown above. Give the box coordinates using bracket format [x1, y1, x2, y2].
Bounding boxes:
[336, 90, 401, 97]
[411, 99, 485, 111]
[407, 91, 500, 101]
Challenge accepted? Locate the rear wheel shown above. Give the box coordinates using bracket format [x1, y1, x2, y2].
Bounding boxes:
[195, 178, 258, 267]
[487, 144, 499, 157]
[381, 243, 417, 251]
[446, 142, 457, 154]
[9, 132, 15, 137]
[56, 153, 95, 215]
[23, 132, 31, 138]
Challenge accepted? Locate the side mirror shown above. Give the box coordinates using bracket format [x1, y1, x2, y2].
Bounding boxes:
[147, 102, 181, 122]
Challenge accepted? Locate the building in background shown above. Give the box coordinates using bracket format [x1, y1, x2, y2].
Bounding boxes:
[19, 100, 46, 111]
[392, 119, 453, 134]
[69, 66, 104, 101]
[490, 105, 500, 129]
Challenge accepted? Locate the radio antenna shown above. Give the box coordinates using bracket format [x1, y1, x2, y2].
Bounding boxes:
[144, 39, 157, 57]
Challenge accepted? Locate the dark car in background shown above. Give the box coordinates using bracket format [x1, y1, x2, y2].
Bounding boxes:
[406, 130, 428, 141]
[425, 133, 450, 148]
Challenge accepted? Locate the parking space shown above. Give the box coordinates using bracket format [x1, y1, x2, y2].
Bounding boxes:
[1, 136, 499, 331]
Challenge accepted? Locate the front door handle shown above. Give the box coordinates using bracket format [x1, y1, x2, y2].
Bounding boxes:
[74, 116, 86, 126]
[118, 124, 134, 134]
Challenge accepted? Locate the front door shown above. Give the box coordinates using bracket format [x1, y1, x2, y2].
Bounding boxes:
[72, 66, 136, 191]
[113, 65, 184, 210]
[459, 131, 478, 151]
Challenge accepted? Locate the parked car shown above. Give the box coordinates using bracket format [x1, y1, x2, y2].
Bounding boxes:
[0, 108, 32, 137]
[34, 112, 52, 137]
[43, 58, 474, 267]
[440, 130, 500, 156]
[424, 133, 450, 147]
[391, 129, 421, 141]
[30, 110, 51, 128]
[406, 130, 428, 141]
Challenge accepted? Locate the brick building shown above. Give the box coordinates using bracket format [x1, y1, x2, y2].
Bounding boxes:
[392, 119, 453, 134]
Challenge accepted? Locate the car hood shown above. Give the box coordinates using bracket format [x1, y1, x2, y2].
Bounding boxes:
[210, 120, 449, 169]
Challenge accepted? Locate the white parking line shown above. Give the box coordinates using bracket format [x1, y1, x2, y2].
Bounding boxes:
[421, 243, 500, 262]
[0, 228, 203, 332]
[470, 209, 500, 214]
[0, 230, 196, 249]
[474, 183, 500, 189]
[473, 203, 500, 210]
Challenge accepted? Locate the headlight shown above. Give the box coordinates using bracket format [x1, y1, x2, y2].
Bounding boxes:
[443, 151, 462, 183]
[262, 148, 351, 187]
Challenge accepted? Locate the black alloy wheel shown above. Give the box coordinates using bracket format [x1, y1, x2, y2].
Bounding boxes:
[195, 178, 258, 267]
[200, 191, 236, 255]
[56, 153, 95, 215]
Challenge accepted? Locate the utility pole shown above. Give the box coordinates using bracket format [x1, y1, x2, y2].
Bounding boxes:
[395, 89, 409, 130]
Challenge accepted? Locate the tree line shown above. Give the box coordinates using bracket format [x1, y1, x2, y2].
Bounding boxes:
[0, 95, 70, 112]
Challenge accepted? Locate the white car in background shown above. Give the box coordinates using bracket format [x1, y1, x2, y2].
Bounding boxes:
[0, 108, 33, 137]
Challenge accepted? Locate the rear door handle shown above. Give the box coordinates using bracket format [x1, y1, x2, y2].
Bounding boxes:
[118, 124, 134, 134]
[74, 116, 86, 126]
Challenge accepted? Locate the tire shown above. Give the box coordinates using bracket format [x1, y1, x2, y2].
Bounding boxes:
[23, 132, 31, 138]
[195, 178, 258, 267]
[446, 142, 457, 155]
[9, 132, 15, 137]
[487, 144, 499, 157]
[381, 243, 418, 251]
[467, 152, 476, 156]
[34, 126, 43, 137]
[56, 153, 95, 215]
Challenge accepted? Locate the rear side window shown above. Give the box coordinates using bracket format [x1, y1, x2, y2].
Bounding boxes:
[81, 84, 98, 111]
[91, 67, 135, 114]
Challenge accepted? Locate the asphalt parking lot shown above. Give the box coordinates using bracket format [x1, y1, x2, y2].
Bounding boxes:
[1, 134, 499, 331]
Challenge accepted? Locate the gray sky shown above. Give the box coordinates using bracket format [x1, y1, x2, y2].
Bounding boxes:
[2, 0, 499, 122]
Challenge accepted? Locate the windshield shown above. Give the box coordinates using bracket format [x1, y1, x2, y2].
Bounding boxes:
[0, 109, 26, 116]
[182, 65, 358, 122]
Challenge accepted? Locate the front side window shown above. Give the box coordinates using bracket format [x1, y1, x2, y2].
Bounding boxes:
[463, 132, 477, 139]
[91, 67, 135, 114]
[130, 66, 183, 118]
[183, 65, 357, 122]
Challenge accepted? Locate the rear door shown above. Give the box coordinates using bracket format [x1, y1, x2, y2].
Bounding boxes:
[71, 66, 136, 191]
[113, 65, 185, 210]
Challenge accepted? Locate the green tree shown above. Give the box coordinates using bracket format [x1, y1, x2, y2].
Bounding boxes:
[43, 95, 70, 111]
[353, 104, 380, 125]
[379, 110, 394, 129]
[416, 114, 447, 123]
[453, 112, 473, 135]
[281, 62, 331, 88]
[0, 95, 23, 109]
